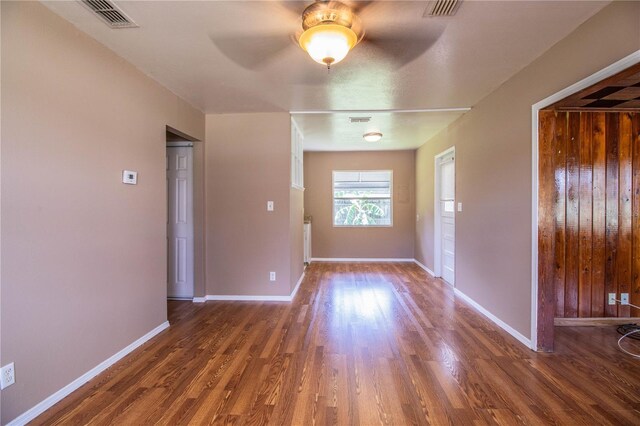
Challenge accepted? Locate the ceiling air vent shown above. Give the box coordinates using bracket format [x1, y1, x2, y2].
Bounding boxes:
[424, 0, 461, 17]
[81, 0, 138, 28]
[349, 117, 371, 123]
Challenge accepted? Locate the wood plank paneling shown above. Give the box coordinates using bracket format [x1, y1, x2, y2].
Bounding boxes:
[633, 113, 640, 310]
[591, 112, 606, 317]
[553, 112, 567, 319]
[538, 110, 558, 351]
[578, 113, 593, 317]
[618, 113, 633, 318]
[539, 111, 639, 322]
[565, 113, 581, 318]
[605, 113, 619, 317]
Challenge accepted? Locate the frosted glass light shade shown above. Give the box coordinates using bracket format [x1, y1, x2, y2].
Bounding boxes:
[299, 24, 358, 67]
[363, 132, 383, 142]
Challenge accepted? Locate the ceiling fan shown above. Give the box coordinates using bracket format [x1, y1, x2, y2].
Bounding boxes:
[210, 1, 445, 72]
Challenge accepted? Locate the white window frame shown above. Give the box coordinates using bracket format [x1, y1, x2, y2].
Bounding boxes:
[332, 169, 393, 228]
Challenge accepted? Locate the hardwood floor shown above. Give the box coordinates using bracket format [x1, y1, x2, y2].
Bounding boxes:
[33, 263, 640, 425]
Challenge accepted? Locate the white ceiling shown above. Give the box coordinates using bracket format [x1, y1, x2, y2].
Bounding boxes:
[44, 0, 608, 150]
[295, 110, 468, 150]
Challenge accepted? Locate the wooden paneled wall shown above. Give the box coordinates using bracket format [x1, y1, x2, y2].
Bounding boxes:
[539, 111, 640, 325]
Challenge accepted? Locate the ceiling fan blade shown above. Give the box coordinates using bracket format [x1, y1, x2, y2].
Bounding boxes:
[360, 23, 446, 69]
[209, 34, 295, 71]
[278, 1, 310, 17]
[342, 1, 374, 13]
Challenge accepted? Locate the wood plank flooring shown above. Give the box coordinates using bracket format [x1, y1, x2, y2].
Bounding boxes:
[33, 263, 640, 425]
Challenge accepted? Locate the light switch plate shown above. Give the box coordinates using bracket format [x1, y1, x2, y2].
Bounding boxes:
[267, 201, 274, 211]
[457, 202, 463, 212]
[122, 170, 137, 185]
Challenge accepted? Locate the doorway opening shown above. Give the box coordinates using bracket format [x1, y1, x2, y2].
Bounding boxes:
[434, 147, 456, 286]
[533, 52, 640, 352]
[166, 128, 196, 300]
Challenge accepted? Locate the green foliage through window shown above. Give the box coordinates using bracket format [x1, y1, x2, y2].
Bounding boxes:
[333, 171, 392, 227]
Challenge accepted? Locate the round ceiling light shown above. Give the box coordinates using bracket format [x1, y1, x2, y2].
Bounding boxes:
[363, 132, 383, 142]
[298, 1, 363, 69]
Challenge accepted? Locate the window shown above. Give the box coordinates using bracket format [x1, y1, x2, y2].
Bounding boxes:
[333, 170, 392, 227]
[291, 120, 303, 188]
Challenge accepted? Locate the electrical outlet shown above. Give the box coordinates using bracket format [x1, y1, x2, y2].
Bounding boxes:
[621, 293, 629, 305]
[269, 272, 276, 281]
[608, 293, 616, 305]
[1, 362, 15, 389]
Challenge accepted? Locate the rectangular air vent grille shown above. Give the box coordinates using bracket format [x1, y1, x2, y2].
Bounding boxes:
[424, 0, 461, 17]
[81, 0, 138, 28]
[349, 117, 371, 123]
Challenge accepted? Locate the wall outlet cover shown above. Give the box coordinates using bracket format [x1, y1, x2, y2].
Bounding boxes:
[621, 293, 629, 305]
[1, 362, 15, 389]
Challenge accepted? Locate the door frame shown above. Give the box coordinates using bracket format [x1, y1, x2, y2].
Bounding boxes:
[530, 50, 640, 352]
[434, 146, 456, 282]
[166, 126, 205, 302]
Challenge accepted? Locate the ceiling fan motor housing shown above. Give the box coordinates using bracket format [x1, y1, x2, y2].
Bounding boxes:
[302, 1, 354, 30]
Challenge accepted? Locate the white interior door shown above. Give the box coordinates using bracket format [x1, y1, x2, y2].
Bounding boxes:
[439, 153, 455, 285]
[167, 145, 194, 298]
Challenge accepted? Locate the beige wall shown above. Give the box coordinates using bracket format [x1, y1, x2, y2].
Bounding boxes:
[205, 113, 301, 297]
[0, 2, 205, 423]
[415, 0, 640, 339]
[304, 151, 415, 259]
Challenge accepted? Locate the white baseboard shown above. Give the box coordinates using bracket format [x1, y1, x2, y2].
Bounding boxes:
[310, 257, 415, 262]
[192, 296, 206, 303]
[204, 273, 306, 303]
[205, 294, 292, 302]
[413, 259, 436, 277]
[290, 272, 305, 301]
[453, 288, 532, 349]
[8, 321, 170, 426]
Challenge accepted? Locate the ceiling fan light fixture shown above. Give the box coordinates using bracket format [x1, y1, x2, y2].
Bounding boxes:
[363, 131, 383, 142]
[299, 24, 357, 68]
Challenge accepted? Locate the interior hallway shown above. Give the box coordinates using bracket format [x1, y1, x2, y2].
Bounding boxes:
[33, 263, 640, 425]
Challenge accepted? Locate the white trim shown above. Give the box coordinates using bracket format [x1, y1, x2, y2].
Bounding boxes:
[203, 272, 306, 303]
[290, 115, 303, 137]
[8, 321, 170, 426]
[530, 50, 640, 351]
[290, 107, 471, 114]
[413, 259, 436, 277]
[454, 288, 532, 349]
[192, 296, 206, 303]
[434, 146, 455, 280]
[205, 294, 293, 302]
[290, 272, 305, 301]
[310, 257, 415, 262]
